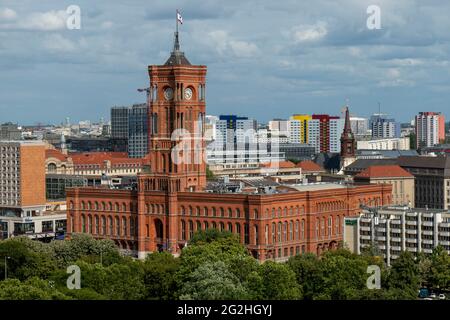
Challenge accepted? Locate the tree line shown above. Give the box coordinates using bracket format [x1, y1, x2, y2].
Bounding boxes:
[0, 230, 448, 300]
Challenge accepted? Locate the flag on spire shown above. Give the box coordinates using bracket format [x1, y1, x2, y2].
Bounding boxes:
[177, 10, 183, 24]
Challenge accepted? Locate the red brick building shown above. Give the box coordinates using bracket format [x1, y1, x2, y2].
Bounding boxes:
[66, 30, 392, 261]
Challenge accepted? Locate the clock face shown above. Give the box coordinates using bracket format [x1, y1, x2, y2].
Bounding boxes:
[184, 87, 193, 100]
[164, 87, 174, 100]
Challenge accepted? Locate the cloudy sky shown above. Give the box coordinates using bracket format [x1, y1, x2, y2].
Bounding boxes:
[1, 0, 449, 124]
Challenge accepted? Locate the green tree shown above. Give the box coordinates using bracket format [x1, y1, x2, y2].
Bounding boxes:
[287, 253, 322, 300]
[387, 251, 420, 299]
[179, 260, 248, 300]
[429, 246, 450, 290]
[0, 278, 68, 300]
[143, 252, 180, 300]
[258, 261, 302, 300]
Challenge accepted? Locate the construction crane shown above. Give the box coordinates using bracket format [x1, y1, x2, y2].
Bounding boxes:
[137, 87, 151, 107]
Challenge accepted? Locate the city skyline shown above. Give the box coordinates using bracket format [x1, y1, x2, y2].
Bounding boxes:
[1, 0, 450, 124]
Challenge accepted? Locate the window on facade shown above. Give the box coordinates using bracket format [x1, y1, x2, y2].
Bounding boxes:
[189, 221, 194, 239]
[254, 209, 258, 219]
[197, 221, 202, 232]
[130, 218, 135, 236]
[204, 221, 209, 230]
[315, 219, 319, 239]
[212, 221, 217, 229]
[212, 208, 216, 217]
[244, 223, 249, 244]
[42, 221, 53, 233]
[228, 208, 232, 218]
[283, 222, 287, 241]
[181, 220, 186, 240]
[336, 216, 340, 235]
[272, 223, 276, 243]
[108, 217, 113, 235]
[289, 221, 293, 241]
[228, 222, 232, 232]
[328, 216, 332, 237]
[189, 206, 193, 215]
[181, 206, 185, 215]
[95, 216, 99, 234]
[204, 207, 208, 216]
[301, 220, 305, 240]
[236, 223, 241, 240]
[82, 215, 86, 233]
[115, 217, 120, 236]
[102, 216, 106, 235]
[220, 222, 224, 231]
[88, 216, 93, 234]
[236, 208, 240, 218]
[278, 222, 282, 242]
[220, 208, 224, 217]
[321, 217, 325, 237]
[122, 217, 127, 236]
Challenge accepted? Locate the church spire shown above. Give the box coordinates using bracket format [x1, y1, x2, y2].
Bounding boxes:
[164, 9, 191, 66]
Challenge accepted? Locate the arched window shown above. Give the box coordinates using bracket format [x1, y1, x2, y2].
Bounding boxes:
[220, 222, 225, 231]
[108, 216, 113, 235]
[212, 221, 217, 229]
[130, 218, 135, 236]
[212, 208, 217, 217]
[122, 203, 127, 212]
[265, 225, 269, 244]
[115, 203, 119, 212]
[289, 221, 293, 241]
[88, 202, 92, 210]
[80, 201, 85, 210]
[295, 220, 299, 240]
[189, 206, 193, 216]
[236, 223, 241, 240]
[81, 215, 86, 233]
[254, 209, 258, 219]
[181, 220, 186, 240]
[301, 220, 305, 240]
[180, 206, 185, 215]
[115, 217, 120, 236]
[236, 208, 240, 218]
[228, 222, 233, 232]
[204, 221, 209, 230]
[315, 218, 319, 239]
[196, 221, 202, 231]
[94, 202, 99, 210]
[272, 208, 275, 218]
[321, 217, 325, 237]
[289, 207, 293, 215]
[189, 221, 194, 239]
[228, 208, 233, 218]
[220, 208, 224, 217]
[47, 163, 57, 173]
[336, 216, 340, 235]
[328, 216, 332, 237]
[108, 202, 113, 211]
[254, 225, 259, 245]
[122, 217, 127, 236]
[278, 208, 282, 217]
[203, 207, 208, 216]
[102, 216, 106, 235]
[277, 222, 282, 242]
[95, 216, 99, 234]
[283, 207, 287, 216]
[272, 223, 276, 243]
[196, 207, 200, 216]
[283, 221, 287, 241]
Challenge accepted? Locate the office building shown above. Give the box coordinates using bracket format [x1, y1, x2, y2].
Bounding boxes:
[370, 114, 400, 139]
[357, 137, 410, 150]
[128, 103, 148, 158]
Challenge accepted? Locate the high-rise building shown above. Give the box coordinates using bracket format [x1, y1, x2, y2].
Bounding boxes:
[0, 141, 46, 211]
[289, 115, 311, 144]
[268, 119, 289, 136]
[128, 103, 148, 158]
[370, 114, 400, 139]
[111, 104, 148, 158]
[350, 116, 369, 136]
[111, 107, 129, 139]
[415, 112, 446, 149]
[307, 115, 344, 153]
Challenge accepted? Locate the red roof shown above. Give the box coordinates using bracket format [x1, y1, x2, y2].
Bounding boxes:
[296, 160, 324, 172]
[261, 161, 296, 169]
[70, 152, 147, 166]
[45, 149, 68, 161]
[355, 165, 413, 179]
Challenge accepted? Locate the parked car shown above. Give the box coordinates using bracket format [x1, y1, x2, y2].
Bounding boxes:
[439, 294, 446, 300]
[430, 293, 437, 299]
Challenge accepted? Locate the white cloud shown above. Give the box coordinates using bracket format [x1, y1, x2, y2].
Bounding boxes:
[208, 30, 259, 58]
[291, 21, 327, 43]
[0, 8, 17, 20]
[43, 34, 76, 52]
[24, 10, 67, 31]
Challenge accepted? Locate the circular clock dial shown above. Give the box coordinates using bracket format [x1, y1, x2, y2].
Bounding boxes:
[184, 88, 193, 100]
[164, 87, 174, 100]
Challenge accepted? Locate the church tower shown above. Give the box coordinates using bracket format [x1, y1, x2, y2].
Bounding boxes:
[339, 106, 356, 173]
[145, 28, 207, 192]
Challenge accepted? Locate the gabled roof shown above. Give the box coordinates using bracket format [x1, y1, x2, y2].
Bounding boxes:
[355, 165, 414, 179]
[296, 160, 324, 172]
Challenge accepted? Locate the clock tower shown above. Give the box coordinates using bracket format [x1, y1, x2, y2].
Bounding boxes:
[145, 30, 207, 192]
